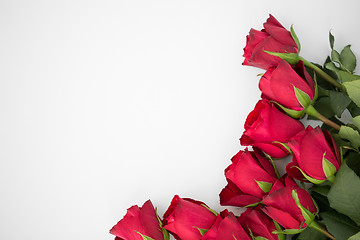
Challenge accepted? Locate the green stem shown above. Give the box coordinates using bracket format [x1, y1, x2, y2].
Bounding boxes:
[309, 221, 336, 240]
[299, 57, 343, 90]
[305, 105, 341, 131]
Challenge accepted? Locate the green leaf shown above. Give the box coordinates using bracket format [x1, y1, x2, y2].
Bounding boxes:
[136, 231, 156, 240]
[345, 151, 360, 177]
[325, 62, 360, 83]
[349, 232, 360, 240]
[328, 163, 360, 225]
[311, 192, 332, 212]
[329, 31, 335, 49]
[310, 185, 330, 197]
[348, 102, 360, 118]
[339, 126, 360, 148]
[331, 49, 341, 63]
[352, 116, 360, 130]
[290, 25, 301, 52]
[256, 180, 273, 193]
[294, 86, 311, 108]
[343, 80, 360, 107]
[331, 132, 352, 149]
[340, 45, 356, 73]
[263, 51, 300, 65]
[320, 210, 360, 240]
[295, 226, 328, 240]
[338, 71, 360, 83]
[329, 91, 351, 117]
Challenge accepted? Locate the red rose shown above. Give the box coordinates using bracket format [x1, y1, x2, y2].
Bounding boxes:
[286, 126, 341, 183]
[262, 176, 318, 230]
[239, 207, 280, 240]
[110, 200, 165, 240]
[163, 195, 217, 240]
[243, 14, 298, 70]
[259, 60, 316, 113]
[202, 211, 251, 240]
[240, 99, 304, 158]
[220, 149, 278, 207]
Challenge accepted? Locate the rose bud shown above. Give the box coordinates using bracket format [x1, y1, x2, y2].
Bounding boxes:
[240, 99, 304, 158]
[259, 60, 316, 118]
[286, 126, 341, 184]
[220, 148, 278, 207]
[202, 211, 251, 240]
[243, 14, 298, 70]
[110, 200, 167, 240]
[162, 195, 217, 240]
[262, 176, 318, 231]
[239, 206, 282, 240]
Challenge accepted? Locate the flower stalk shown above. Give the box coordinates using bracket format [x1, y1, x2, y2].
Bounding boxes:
[299, 57, 343, 90]
[305, 105, 341, 131]
[309, 221, 336, 240]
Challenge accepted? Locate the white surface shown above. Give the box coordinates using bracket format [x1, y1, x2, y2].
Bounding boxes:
[1, 1, 360, 239]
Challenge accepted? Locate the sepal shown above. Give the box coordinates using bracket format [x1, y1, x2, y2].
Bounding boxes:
[294, 86, 311, 108]
[272, 101, 305, 119]
[292, 190, 317, 226]
[255, 180, 273, 193]
[295, 166, 326, 184]
[263, 50, 300, 65]
[322, 156, 337, 180]
[290, 25, 301, 52]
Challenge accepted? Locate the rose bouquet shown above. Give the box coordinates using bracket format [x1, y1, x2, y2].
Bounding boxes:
[110, 15, 360, 240]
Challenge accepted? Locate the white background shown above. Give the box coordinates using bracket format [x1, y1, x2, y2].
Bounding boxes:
[1, 1, 360, 239]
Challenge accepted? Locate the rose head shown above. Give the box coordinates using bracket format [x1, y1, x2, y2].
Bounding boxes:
[259, 60, 316, 115]
[286, 126, 341, 183]
[110, 200, 165, 240]
[243, 14, 298, 70]
[239, 207, 280, 240]
[262, 176, 318, 230]
[240, 99, 305, 158]
[162, 195, 217, 240]
[220, 148, 278, 207]
[202, 211, 251, 240]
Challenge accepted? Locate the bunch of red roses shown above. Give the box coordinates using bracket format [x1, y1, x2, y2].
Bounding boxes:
[110, 15, 360, 240]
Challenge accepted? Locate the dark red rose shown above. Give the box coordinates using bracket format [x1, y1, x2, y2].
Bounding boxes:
[286, 126, 341, 183]
[220, 148, 277, 207]
[243, 14, 298, 69]
[240, 99, 304, 158]
[262, 176, 318, 230]
[163, 195, 217, 240]
[202, 211, 251, 240]
[110, 200, 165, 240]
[239, 206, 280, 240]
[259, 60, 316, 113]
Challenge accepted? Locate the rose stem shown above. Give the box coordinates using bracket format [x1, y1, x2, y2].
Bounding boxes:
[305, 105, 341, 131]
[309, 221, 336, 240]
[299, 57, 343, 90]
